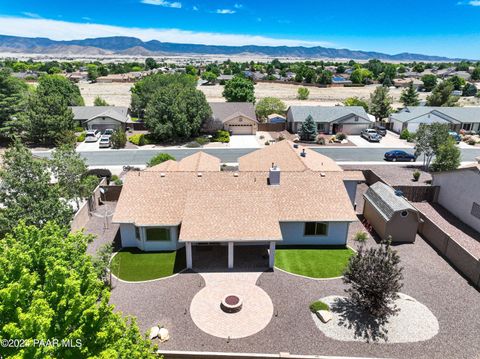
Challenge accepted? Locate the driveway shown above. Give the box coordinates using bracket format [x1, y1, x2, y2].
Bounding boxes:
[228, 135, 260, 148]
[76, 140, 101, 151]
[348, 132, 413, 148]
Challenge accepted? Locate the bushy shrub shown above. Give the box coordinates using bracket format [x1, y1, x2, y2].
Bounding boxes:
[336, 132, 347, 141]
[75, 126, 84, 133]
[147, 153, 175, 167]
[111, 175, 123, 186]
[309, 300, 329, 313]
[128, 134, 148, 146]
[399, 129, 410, 140]
[213, 130, 230, 143]
[110, 129, 127, 149]
[194, 136, 210, 145]
[354, 231, 368, 242]
[413, 170, 421, 181]
[316, 136, 326, 145]
[76, 132, 86, 142]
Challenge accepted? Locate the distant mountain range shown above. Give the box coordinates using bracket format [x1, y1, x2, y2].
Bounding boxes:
[0, 35, 467, 61]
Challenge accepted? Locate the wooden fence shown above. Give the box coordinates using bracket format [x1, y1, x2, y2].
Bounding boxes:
[257, 123, 286, 132]
[71, 178, 107, 232]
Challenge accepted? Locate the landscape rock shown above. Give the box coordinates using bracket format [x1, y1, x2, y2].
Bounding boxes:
[149, 326, 160, 340]
[159, 327, 170, 342]
[316, 310, 333, 323]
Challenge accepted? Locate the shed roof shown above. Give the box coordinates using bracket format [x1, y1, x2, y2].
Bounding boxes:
[363, 182, 417, 221]
[391, 107, 480, 124]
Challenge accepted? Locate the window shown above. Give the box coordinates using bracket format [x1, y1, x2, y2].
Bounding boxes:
[304, 222, 328, 236]
[135, 226, 141, 241]
[145, 228, 170, 241]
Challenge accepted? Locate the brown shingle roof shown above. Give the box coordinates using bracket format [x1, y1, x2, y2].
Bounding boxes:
[238, 140, 342, 172]
[146, 152, 220, 172]
[113, 171, 357, 233]
[209, 102, 256, 123]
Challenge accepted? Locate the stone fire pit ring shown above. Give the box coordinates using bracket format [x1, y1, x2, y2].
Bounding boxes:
[221, 294, 243, 313]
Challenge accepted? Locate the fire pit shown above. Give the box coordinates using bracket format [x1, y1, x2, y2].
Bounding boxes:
[221, 294, 243, 313]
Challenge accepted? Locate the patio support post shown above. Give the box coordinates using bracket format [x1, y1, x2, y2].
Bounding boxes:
[228, 242, 234, 269]
[269, 241, 276, 269]
[186, 242, 192, 269]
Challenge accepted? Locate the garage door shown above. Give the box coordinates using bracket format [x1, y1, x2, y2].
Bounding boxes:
[89, 123, 121, 131]
[228, 125, 253, 135]
[341, 124, 370, 135]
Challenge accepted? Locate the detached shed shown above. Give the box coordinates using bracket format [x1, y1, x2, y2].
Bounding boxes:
[363, 182, 420, 243]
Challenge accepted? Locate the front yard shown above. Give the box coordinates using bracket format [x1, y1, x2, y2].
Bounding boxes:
[275, 246, 354, 278]
[110, 248, 186, 281]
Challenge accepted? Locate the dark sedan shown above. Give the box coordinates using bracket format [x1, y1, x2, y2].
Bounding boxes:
[384, 150, 417, 162]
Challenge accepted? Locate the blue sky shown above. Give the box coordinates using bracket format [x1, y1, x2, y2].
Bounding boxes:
[0, 0, 479, 58]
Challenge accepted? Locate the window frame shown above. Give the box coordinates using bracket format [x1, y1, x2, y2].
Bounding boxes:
[304, 222, 329, 236]
[135, 226, 141, 241]
[145, 227, 171, 242]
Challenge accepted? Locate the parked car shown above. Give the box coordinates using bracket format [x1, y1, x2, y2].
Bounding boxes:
[375, 125, 387, 136]
[448, 131, 461, 143]
[85, 130, 101, 142]
[103, 128, 114, 137]
[361, 128, 382, 142]
[384, 150, 417, 162]
[99, 135, 111, 148]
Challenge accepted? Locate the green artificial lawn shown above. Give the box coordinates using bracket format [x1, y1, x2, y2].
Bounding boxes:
[275, 246, 354, 278]
[110, 248, 186, 281]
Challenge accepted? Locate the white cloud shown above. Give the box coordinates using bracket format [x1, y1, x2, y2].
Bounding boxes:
[21, 12, 42, 19]
[192, 5, 199, 11]
[469, 0, 480, 5]
[141, 0, 182, 9]
[234, 4, 243, 9]
[0, 16, 333, 47]
[216, 9, 236, 14]
[82, 17, 92, 21]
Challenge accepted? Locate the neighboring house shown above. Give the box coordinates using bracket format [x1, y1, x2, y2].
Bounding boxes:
[70, 106, 130, 131]
[286, 106, 373, 135]
[331, 76, 352, 86]
[393, 78, 423, 88]
[390, 107, 480, 133]
[113, 141, 363, 269]
[204, 102, 258, 135]
[217, 74, 234, 83]
[431, 159, 480, 233]
[363, 182, 421, 243]
[267, 113, 286, 123]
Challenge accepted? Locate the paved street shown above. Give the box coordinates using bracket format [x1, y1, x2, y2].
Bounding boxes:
[32, 146, 480, 166]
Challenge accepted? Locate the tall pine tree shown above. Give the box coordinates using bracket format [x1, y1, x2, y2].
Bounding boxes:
[299, 115, 317, 141]
[400, 82, 420, 107]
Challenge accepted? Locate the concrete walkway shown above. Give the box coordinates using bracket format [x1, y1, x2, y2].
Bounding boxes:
[190, 272, 273, 339]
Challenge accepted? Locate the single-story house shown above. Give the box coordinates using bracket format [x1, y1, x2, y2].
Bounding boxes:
[267, 113, 286, 123]
[363, 182, 421, 243]
[113, 142, 362, 269]
[71, 106, 130, 131]
[286, 106, 374, 135]
[431, 159, 480, 233]
[203, 102, 258, 135]
[390, 107, 480, 134]
[393, 78, 423, 88]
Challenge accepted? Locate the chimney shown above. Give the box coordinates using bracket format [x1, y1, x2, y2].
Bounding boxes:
[269, 163, 281, 186]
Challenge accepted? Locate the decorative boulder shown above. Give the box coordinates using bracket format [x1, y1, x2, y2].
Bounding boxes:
[159, 327, 170, 342]
[316, 310, 333, 323]
[149, 326, 160, 340]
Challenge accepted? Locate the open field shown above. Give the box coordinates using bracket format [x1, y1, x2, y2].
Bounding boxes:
[79, 81, 480, 108]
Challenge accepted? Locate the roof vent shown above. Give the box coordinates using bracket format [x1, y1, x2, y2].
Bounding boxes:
[197, 172, 203, 177]
[233, 172, 239, 177]
[320, 172, 326, 177]
[160, 172, 166, 177]
[293, 144, 299, 149]
[300, 149, 306, 157]
[269, 164, 281, 186]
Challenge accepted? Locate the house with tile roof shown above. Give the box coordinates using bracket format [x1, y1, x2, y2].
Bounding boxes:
[286, 106, 373, 135]
[390, 107, 480, 134]
[71, 106, 130, 131]
[112, 141, 363, 269]
[203, 102, 258, 135]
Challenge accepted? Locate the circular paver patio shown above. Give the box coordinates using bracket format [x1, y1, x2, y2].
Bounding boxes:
[189, 272, 273, 339]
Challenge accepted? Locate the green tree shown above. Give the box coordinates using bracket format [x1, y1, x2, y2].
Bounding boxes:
[316, 69, 333, 85]
[110, 128, 127, 149]
[350, 68, 373, 84]
[471, 67, 480, 81]
[297, 87, 310, 100]
[343, 97, 369, 111]
[0, 222, 155, 358]
[147, 153, 176, 167]
[87, 64, 98, 82]
[94, 96, 109, 106]
[131, 73, 197, 118]
[446, 75, 466, 91]
[145, 84, 211, 141]
[414, 123, 450, 170]
[0, 141, 73, 236]
[201, 71, 218, 84]
[0, 69, 29, 135]
[298, 115, 317, 141]
[343, 239, 403, 342]
[37, 74, 84, 106]
[400, 82, 420, 107]
[145, 57, 157, 70]
[421, 74, 438, 92]
[369, 86, 393, 121]
[255, 97, 287, 121]
[50, 145, 97, 210]
[426, 81, 459, 107]
[222, 75, 255, 102]
[431, 138, 461, 172]
[463, 83, 478, 97]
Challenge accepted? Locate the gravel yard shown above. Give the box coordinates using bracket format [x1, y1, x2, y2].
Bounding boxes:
[342, 164, 432, 187]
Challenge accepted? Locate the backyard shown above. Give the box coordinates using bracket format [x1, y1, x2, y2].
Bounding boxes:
[110, 248, 186, 281]
[275, 246, 354, 278]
